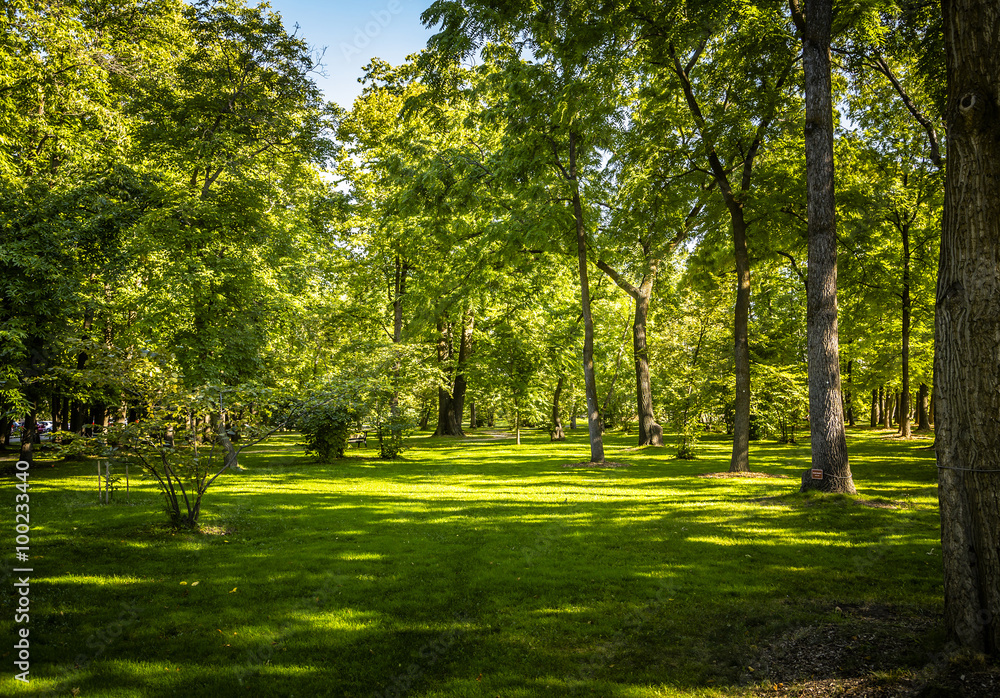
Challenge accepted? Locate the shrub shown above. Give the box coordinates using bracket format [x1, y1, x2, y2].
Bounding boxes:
[298, 403, 354, 462]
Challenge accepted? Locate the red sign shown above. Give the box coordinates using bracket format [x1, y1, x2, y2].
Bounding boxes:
[811, 469, 824, 480]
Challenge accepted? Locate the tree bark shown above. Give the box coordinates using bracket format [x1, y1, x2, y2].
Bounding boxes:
[669, 44, 783, 473]
[595, 260, 664, 446]
[390, 256, 408, 421]
[935, 0, 1000, 655]
[730, 223, 752, 473]
[569, 130, 604, 463]
[433, 316, 462, 437]
[551, 376, 566, 441]
[899, 221, 913, 437]
[450, 308, 474, 435]
[18, 409, 37, 466]
[798, 0, 854, 493]
[469, 401, 477, 430]
[916, 383, 930, 431]
[870, 389, 878, 428]
[883, 391, 893, 429]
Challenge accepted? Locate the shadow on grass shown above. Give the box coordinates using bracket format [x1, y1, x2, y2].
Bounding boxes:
[2, 428, 948, 697]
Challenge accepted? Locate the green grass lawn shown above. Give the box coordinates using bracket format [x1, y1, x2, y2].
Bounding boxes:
[1, 427, 950, 696]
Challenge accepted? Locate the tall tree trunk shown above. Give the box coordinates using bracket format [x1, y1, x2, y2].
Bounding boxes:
[451, 308, 474, 436]
[569, 130, 604, 463]
[18, 408, 37, 466]
[551, 376, 566, 441]
[870, 389, 878, 428]
[798, 0, 854, 493]
[935, 0, 1000, 655]
[595, 258, 664, 446]
[469, 401, 477, 430]
[433, 316, 461, 437]
[632, 275, 663, 446]
[91, 403, 107, 430]
[900, 217, 913, 439]
[51, 393, 62, 433]
[670, 45, 785, 473]
[727, 207, 753, 472]
[883, 391, 893, 429]
[390, 256, 408, 421]
[916, 383, 930, 431]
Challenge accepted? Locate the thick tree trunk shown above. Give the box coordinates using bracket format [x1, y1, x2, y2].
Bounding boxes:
[799, 0, 854, 493]
[570, 131, 604, 463]
[51, 393, 62, 433]
[730, 218, 752, 472]
[935, 0, 1000, 655]
[18, 409, 36, 466]
[550, 377, 566, 441]
[451, 309, 474, 435]
[432, 316, 463, 437]
[670, 45, 777, 474]
[632, 277, 663, 446]
[916, 383, 930, 431]
[883, 391, 893, 429]
[596, 259, 664, 447]
[900, 222, 912, 438]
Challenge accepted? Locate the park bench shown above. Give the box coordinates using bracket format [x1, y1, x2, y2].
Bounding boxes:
[347, 430, 369, 448]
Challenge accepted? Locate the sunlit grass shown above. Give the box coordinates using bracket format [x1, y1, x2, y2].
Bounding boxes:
[0, 426, 944, 696]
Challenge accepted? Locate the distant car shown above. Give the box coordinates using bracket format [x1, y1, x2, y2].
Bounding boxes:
[38, 421, 53, 433]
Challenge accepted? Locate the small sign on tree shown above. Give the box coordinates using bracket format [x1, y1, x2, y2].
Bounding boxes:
[811, 468, 824, 480]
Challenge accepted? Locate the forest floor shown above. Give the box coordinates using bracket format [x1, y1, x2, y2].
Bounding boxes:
[1, 426, 997, 696]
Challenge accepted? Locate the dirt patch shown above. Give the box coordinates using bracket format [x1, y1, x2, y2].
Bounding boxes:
[856, 499, 900, 510]
[562, 461, 631, 468]
[698, 471, 791, 479]
[747, 603, 1000, 697]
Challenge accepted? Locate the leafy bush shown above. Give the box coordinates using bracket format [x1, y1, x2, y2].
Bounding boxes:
[298, 403, 354, 462]
[61, 383, 287, 529]
[376, 414, 411, 459]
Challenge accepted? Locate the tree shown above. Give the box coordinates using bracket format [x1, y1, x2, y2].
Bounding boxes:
[935, 0, 1000, 656]
[421, 1, 634, 463]
[129, 0, 337, 388]
[793, 0, 854, 493]
[646, 1, 797, 472]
